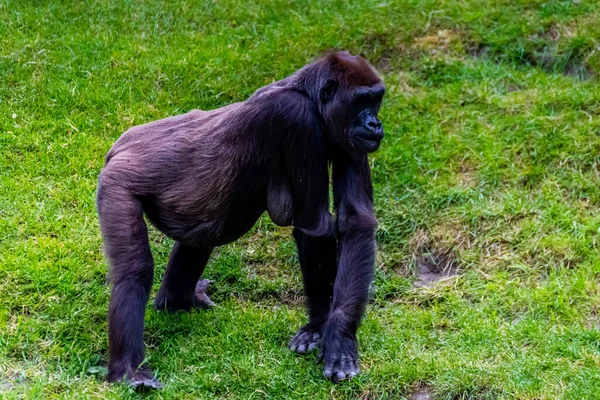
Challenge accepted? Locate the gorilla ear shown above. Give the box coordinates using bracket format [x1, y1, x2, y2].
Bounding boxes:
[320, 80, 338, 103]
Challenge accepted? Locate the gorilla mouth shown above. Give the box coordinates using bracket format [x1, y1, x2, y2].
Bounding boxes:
[353, 135, 381, 152]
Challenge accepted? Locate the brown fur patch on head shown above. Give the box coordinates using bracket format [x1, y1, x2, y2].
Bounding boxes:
[322, 50, 382, 87]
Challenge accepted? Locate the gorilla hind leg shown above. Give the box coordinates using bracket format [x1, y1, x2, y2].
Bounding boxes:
[97, 182, 161, 389]
[154, 242, 214, 311]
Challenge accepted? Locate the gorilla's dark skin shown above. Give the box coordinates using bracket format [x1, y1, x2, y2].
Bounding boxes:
[97, 50, 385, 388]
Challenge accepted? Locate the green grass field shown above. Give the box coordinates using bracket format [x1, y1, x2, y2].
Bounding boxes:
[2, 0, 600, 398]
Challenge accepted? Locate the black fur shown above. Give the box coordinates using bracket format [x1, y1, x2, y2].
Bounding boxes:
[97, 50, 385, 387]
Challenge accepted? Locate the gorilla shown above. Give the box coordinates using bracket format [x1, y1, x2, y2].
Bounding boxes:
[97, 50, 385, 388]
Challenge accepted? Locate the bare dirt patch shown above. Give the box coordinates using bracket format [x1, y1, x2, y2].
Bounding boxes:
[373, 46, 407, 72]
[416, 249, 459, 287]
[563, 61, 592, 80]
[494, 22, 592, 79]
[359, 27, 478, 72]
[469, 22, 595, 80]
[410, 228, 461, 287]
[0, 371, 24, 393]
[470, 43, 490, 59]
[455, 159, 477, 188]
[356, 31, 405, 72]
[414, 29, 460, 55]
[410, 383, 433, 400]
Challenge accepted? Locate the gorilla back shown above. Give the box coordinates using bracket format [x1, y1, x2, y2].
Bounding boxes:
[97, 50, 385, 388]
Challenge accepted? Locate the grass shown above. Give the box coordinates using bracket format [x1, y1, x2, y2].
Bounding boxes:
[2, 0, 600, 398]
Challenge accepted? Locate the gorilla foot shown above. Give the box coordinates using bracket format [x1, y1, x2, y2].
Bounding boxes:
[322, 354, 360, 382]
[154, 279, 215, 311]
[107, 367, 163, 389]
[129, 370, 163, 390]
[318, 332, 360, 382]
[193, 279, 216, 309]
[288, 325, 321, 353]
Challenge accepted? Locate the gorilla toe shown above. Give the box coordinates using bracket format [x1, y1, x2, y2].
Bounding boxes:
[288, 325, 321, 353]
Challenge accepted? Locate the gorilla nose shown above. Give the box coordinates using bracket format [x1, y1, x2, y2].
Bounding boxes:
[364, 122, 384, 141]
[367, 120, 382, 131]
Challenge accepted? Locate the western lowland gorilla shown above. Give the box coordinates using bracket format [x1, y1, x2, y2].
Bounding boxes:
[97, 50, 385, 388]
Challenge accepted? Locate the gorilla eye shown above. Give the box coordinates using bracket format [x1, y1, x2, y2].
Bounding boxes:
[320, 80, 338, 103]
[351, 94, 373, 110]
[352, 87, 385, 108]
[353, 94, 369, 104]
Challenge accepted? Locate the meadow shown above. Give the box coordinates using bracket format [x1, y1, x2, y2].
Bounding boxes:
[2, 0, 600, 398]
